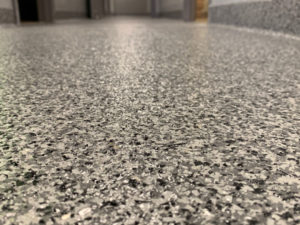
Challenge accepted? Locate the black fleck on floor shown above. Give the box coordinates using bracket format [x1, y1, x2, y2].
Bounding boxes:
[0, 17, 299, 225]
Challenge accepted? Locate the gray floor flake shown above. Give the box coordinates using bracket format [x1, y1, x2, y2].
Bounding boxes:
[0, 17, 299, 225]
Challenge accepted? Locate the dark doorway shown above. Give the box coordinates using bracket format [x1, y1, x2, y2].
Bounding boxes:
[87, 0, 91, 18]
[88, 0, 105, 19]
[18, 0, 39, 22]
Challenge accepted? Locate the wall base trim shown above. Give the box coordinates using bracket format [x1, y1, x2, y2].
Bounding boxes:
[161, 11, 182, 19]
[55, 11, 87, 20]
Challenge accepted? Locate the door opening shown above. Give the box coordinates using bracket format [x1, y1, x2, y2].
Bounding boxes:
[88, 0, 105, 19]
[18, 0, 39, 22]
[17, 0, 54, 24]
[196, 0, 208, 22]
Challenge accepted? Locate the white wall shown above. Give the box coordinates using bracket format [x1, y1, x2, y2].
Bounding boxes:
[0, 0, 13, 9]
[111, 0, 149, 14]
[161, 0, 183, 12]
[54, 0, 86, 12]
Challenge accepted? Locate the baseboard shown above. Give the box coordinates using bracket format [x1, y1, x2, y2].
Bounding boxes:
[55, 11, 88, 20]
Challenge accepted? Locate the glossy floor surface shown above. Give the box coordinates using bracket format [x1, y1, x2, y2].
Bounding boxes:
[0, 17, 299, 225]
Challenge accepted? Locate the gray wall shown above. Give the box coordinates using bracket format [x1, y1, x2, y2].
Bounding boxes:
[110, 0, 150, 15]
[0, 0, 13, 9]
[160, 0, 184, 18]
[161, 0, 183, 12]
[54, 0, 87, 19]
[0, 0, 14, 23]
[209, 0, 300, 35]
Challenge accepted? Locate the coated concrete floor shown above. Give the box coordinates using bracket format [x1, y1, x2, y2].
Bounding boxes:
[0, 17, 299, 225]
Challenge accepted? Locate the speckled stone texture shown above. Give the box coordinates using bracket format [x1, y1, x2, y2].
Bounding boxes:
[0, 8, 14, 23]
[209, 0, 300, 35]
[0, 17, 299, 225]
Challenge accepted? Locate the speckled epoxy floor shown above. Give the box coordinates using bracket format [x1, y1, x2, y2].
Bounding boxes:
[0, 17, 299, 225]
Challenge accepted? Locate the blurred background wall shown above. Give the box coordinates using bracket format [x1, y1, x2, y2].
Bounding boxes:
[109, 0, 150, 15]
[0, 0, 298, 35]
[160, 0, 184, 18]
[209, 0, 299, 35]
[0, 0, 14, 23]
[54, 0, 87, 19]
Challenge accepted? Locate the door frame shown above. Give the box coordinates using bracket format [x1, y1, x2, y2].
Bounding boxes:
[183, 0, 196, 21]
[12, 0, 20, 25]
[37, 0, 55, 23]
[88, 0, 105, 19]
